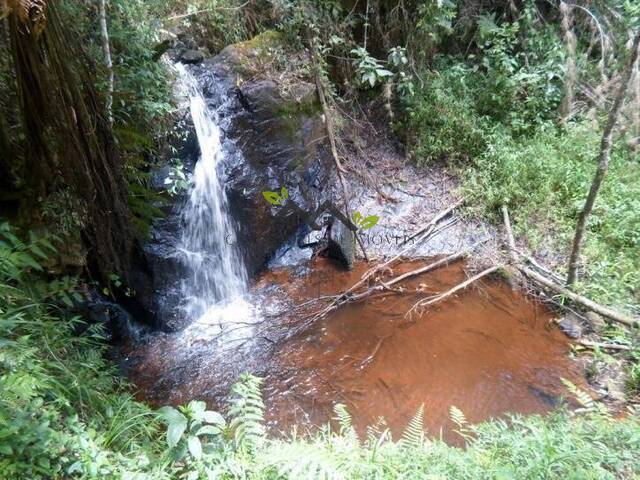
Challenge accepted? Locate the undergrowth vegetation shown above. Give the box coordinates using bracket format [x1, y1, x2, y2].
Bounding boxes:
[402, 3, 639, 314]
[1, 225, 639, 478]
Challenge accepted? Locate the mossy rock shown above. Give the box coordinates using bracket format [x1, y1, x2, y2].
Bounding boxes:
[216, 30, 313, 99]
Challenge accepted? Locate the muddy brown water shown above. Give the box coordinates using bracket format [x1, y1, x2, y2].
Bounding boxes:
[121, 258, 584, 442]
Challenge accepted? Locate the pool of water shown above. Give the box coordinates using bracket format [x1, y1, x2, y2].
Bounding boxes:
[120, 257, 584, 442]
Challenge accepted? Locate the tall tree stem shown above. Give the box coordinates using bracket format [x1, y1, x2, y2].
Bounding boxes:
[98, 0, 114, 125]
[566, 32, 640, 285]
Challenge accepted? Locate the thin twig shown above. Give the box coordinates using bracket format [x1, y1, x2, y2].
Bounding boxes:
[407, 265, 503, 317]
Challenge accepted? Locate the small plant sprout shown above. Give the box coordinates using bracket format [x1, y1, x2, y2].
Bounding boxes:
[352, 211, 380, 230]
[262, 186, 289, 206]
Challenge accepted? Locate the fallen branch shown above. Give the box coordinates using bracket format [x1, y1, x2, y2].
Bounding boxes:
[308, 202, 466, 321]
[502, 205, 639, 328]
[346, 249, 470, 304]
[576, 340, 631, 351]
[400, 198, 464, 246]
[385, 250, 467, 287]
[407, 264, 503, 317]
[517, 265, 638, 328]
[501, 205, 517, 261]
[360, 333, 393, 368]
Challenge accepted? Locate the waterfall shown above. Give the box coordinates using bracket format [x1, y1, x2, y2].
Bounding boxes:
[175, 64, 249, 326]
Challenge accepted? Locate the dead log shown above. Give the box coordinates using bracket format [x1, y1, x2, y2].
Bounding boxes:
[576, 340, 631, 351]
[502, 205, 639, 328]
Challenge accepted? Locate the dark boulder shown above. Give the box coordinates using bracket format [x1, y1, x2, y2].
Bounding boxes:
[179, 49, 206, 64]
[327, 219, 356, 270]
[204, 31, 331, 275]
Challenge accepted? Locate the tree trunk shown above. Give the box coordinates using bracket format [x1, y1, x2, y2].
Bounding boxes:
[631, 31, 640, 155]
[98, 0, 114, 125]
[566, 32, 640, 285]
[559, 1, 577, 123]
[7, 1, 135, 283]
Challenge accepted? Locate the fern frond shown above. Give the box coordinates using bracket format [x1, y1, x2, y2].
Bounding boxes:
[228, 373, 265, 452]
[449, 406, 467, 430]
[264, 441, 347, 480]
[333, 403, 352, 432]
[333, 403, 359, 446]
[561, 378, 609, 416]
[449, 405, 475, 443]
[365, 416, 389, 447]
[400, 403, 425, 449]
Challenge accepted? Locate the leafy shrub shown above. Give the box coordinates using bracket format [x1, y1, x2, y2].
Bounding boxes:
[472, 7, 563, 134]
[464, 122, 640, 310]
[0, 225, 164, 479]
[403, 62, 488, 164]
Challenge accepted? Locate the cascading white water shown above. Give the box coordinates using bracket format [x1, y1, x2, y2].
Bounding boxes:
[175, 64, 250, 326]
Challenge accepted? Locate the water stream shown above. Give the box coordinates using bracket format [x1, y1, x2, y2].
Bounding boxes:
[174, 64, 250, 328]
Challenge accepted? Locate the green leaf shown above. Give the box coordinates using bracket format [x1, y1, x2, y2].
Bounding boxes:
[29, 244, 48, 259]
[280, 186, 289, 200]
[202, 410, 226, 427]
[158, 406, 184, 424]
[196, 425, 222, 436]
[262, 191, 284, 206]
[188, 435, 202, 459]
[359, 215, 379, 230]
[18, 253, 42, 271]
[167, 418, 188, 448]
[158, 406, 188, 448]
[189, 400, 207, 421]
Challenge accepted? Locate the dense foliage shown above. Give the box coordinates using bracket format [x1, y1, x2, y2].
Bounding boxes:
[400, 2, 639, 312]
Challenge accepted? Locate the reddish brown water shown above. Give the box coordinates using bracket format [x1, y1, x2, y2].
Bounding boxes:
[122, 258, 584, 441]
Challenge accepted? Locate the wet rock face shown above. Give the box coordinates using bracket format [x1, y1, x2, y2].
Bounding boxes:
[139, 31, 331, 330]
[179, 49, 205, 64]
[200, 31, 330, 275]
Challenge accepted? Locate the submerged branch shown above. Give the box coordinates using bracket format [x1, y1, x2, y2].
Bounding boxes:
[407, 265, 503, 318]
